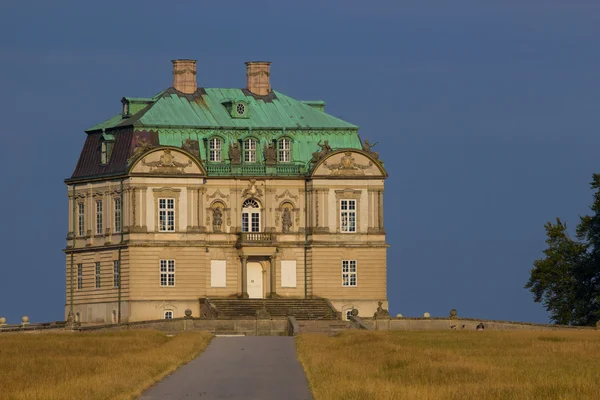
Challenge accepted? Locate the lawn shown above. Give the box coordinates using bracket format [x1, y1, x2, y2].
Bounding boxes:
[296, 330, 600, 400]
[0, 330, 212, 400]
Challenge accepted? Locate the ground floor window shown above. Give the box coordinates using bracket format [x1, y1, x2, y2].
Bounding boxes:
[160, 259, 175, 286]
[164, 310, 173, 319]
[77, 264, 83, 290]
[342, 260, 357, 287]
[346, 310, 354, 321]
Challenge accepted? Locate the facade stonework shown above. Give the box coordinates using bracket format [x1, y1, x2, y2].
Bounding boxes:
[64, 60, 388, 323]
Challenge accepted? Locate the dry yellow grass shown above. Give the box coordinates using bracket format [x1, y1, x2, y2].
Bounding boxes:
[296, 330, 600, 400]
[0, 330, 212, 400]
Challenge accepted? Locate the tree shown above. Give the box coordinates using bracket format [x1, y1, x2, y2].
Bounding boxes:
[526, 174, 600, 326]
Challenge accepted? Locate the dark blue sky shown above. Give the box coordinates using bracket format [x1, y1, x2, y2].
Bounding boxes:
[1, 1, 599, 324]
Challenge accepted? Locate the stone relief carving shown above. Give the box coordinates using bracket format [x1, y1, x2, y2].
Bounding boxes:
[282, 207, 292, 233]
[311, 140, 333, 163]
[323, 152, 373, 176]
[141, 149, 192, 174]
[263, 142, 277, 165]
[207, 189, 230, 201]
[229, 142, 241, 164]
[129, 135, 154, 162]
[361, 138, 379, 159]
[242, 179, 263, 198]
[275, 189, 299, 201]
[182, 138, 201, 159]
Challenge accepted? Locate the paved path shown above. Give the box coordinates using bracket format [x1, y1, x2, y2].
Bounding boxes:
[139, 336, 313, 400]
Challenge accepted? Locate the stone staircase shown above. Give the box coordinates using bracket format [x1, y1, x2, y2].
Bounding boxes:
[206, 298, 339, 321]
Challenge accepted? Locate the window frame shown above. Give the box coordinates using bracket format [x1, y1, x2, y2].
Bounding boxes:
[243, 138, 257, 163]
[209, 137, 222, 162]
[114, 197, 122, 233]
[241, 198, 261, 233]
[342, 260, 357, 287]
[158, 198, 175, 232]
[95, 199, 103, 235]
[113, 260, 120, 288]
[160, 259, 176, 287]
[95, 262, 101, 289]
[278, 138, 291, 163]
[340, 199, 357, 233]
[164, 310, 173, 320]
[78, 202, 85, 237]
[77, 264, 83, 290]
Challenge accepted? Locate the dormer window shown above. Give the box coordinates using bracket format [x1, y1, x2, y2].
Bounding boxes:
[100, 132, 115, 165]
[225, 98, 249, 119]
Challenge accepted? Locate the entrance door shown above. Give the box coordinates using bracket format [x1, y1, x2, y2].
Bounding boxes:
[247, 262, 263, 299]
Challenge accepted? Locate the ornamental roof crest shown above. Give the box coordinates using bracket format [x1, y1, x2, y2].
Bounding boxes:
[323, 152, 373, 175]
[141, 149, 192, 174]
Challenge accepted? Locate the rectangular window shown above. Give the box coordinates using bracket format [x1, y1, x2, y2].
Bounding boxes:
[281, 260, 297, 288]
[77, 264, 83, 290]
[114, 198, 122, 233]
[158, 198, 175, 232]
[164, 310, 173, 319]
[209, 138, 222, 162]
[95, 262, 101, 289]
[113, 260, 120, 288]
[278, 138, 291, 162]
[342, 260, 357, 287]
[78, 203, 85, 237]
[340, 199, 357, 233]
[160, 259, 175, 287]
[210, 260, 227, 287]
[244, 139, 256, 163]
[96, 200, 103, 235]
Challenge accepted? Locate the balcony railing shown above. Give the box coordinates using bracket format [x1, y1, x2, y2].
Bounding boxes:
[205, 163, 304, 176]
[238, 232, 276, 245]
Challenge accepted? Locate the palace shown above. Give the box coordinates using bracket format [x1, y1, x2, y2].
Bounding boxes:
[64, 60, 388, 323]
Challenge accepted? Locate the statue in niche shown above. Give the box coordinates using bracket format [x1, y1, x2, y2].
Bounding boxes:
[229, 142, 241, 164]
[264, 142, 277, 165]
[282, 207, 292, 233]
[361, 138, 379, 159]
[311, 140, 333, 163]
[212, 207, 223, 232]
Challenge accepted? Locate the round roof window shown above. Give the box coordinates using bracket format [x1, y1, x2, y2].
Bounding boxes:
[236, 103, 246, 115]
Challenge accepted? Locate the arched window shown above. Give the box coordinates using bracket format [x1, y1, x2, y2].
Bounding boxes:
[209, 137, 222, 162]
[278, 138, 291, 162]
[242, 199, 261, 232]
[244, 138, 257, 163]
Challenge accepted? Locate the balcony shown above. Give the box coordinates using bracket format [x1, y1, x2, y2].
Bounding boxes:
[237, 232, 277, 246]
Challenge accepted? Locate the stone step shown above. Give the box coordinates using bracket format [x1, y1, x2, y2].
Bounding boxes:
[208, 298, 339, 320]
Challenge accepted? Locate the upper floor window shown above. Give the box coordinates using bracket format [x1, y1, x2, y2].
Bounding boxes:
[244, 139, 257, 163]
[77, 264, 83, 290]
[160, 260, 175, 287]
[342, 260, 357, 287]
[209, 137, 222, 162]
[95, 200, 103, 235]
[242, 199, 261, 232]
[158, 198, 175, 232]
[340, 200, 356, 233]
[278, 138, 291, 162]
[114, 198, 122, 233]
[78, 203, 85, 237]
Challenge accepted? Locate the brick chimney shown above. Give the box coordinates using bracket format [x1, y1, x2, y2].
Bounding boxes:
[172, 59, 197, 94]
[245, 61, 271, 96]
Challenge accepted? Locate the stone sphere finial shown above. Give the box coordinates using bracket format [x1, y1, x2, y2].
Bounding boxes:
[423, 312, 431, 318]
[396, 313, 403, 318]
[450, 309, 458, 318]
[22, 316, 29, 323]
[0, 317, 6, 324]
[350, 308, 359, 317]
[184, 309, 192, 317]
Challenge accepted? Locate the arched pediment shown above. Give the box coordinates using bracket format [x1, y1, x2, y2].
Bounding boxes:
[129, 146, 205, 175]
[311, 150, 386, 178]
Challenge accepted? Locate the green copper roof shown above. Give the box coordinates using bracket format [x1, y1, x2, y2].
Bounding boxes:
[86, 88, 358, 132]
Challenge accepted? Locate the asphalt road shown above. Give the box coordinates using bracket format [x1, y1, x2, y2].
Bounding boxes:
[139, 336, 314, 400]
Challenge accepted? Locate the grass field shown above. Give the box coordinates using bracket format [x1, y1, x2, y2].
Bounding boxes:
[0, 330, 212, 400]
[296, 330, 600, 400]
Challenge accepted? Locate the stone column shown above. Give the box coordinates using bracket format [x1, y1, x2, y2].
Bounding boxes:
[241, 256, 249, 298]
[269, 254, 277, 298]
